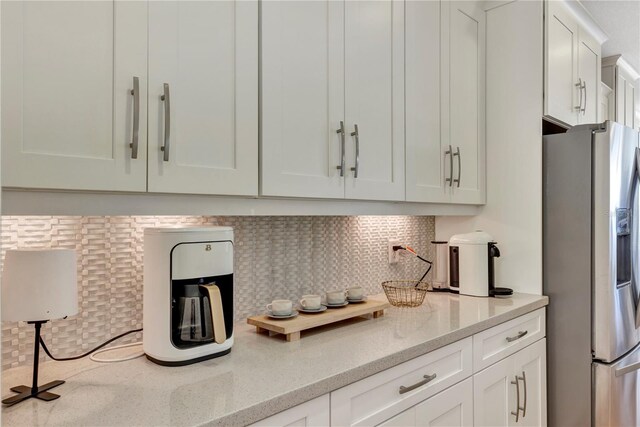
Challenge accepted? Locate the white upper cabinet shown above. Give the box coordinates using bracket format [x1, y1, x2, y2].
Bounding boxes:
[148, 1, 258, 195]
[261, 0, 404, 202]
[343, 0, 405, 201]
[577, 32, 600, 124]
[260, 0, 344, 199]
[602, 55, 640, 130]
[407, 0, 485, 204]
[405, 0, 445, 203]
[446, 0, 486, 204]
[544, 0, 604, 127]
[1, 1, 148, 191]
[545, 1, 579, 126]
[600, 82, 613, 122]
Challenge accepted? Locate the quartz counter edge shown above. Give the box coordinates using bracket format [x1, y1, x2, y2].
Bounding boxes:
[210, 294, 549, 427]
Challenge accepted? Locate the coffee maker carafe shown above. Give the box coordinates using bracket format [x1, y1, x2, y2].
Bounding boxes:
[144, 227, 234, 365]
[177, 283, 226, 345]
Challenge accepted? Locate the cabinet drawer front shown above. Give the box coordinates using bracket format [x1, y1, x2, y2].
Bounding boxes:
[331, 337, 472, 427]
[473, 308, 546, 371]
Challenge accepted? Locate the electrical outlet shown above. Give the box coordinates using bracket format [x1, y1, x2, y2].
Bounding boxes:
[388, 239, 401, 264]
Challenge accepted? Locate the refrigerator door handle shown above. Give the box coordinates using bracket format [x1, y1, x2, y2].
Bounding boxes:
[615, 360, 640, 377]
[635, 147, 640, 329]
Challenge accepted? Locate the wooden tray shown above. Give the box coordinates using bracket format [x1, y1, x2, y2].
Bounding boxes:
[247, 298, 390, 342]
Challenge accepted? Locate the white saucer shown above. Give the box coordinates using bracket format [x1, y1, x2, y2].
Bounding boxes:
[347, 296, 368, 304]
[298, 306, 328, 314]
[322, 301, 349, 308]
[267, 310, 299, 320]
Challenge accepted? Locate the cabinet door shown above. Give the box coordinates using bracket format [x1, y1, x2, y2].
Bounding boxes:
[415, 378, 473, 426]
[405, 0, 448, 203]
[544, 0, 579, 126]
[600, 83, 612, 122]
[577, 31, 600, 124]
[625, 79, 636, 129]
[250, 394, 330, 427]
[473, 355, 515, 427]
[148, 1, 258, 195]
[378, 408, 416, 427]
[344, 0, 404, 201]
[445, 0, 486, 204]
[1, 1, 147, 191]
[260, 1, 345, 198]
[512, 339, 547, 427]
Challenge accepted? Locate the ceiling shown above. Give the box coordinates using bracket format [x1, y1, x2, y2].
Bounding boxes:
[582, 0, 640, 72]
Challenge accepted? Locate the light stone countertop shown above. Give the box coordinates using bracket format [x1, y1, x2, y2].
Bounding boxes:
[2, 292, 548, 427]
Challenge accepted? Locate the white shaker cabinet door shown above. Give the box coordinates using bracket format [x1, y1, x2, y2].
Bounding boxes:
[148, 1, 258, 196]
[624, 78, 636, 129]
[250, 394, 330, 427]
[445, 0, 486, 204]
[377, 408, 416, 427]
[405, 0, 448, 203]
[260, 0, 345, 199]
[344, 0, 405, 201]
[577, 31, 600, 124]
[473, 354, 515, 427]
[1, 1, 147, 191]
[544, 0, 579, 126]
[511, 339, 547, 427]
[414, 378, 473, 427]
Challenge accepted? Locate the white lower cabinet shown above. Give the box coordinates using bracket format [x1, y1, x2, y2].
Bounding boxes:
[250, 394, 330, 427]
[379, 378, 473, 427]
[254, 312, 546, 427]
[474, 338, 547, 427]
[331, 338, 473, 426]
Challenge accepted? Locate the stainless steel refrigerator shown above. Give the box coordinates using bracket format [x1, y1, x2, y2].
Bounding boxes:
[544, 121, 640, 426]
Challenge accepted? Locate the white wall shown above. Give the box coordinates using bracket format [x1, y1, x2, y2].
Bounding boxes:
[436, 0, 544, 295]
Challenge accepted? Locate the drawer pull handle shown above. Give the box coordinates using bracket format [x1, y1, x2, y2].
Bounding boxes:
[506, 330, 528, 342]
[398, 373, 437, 395]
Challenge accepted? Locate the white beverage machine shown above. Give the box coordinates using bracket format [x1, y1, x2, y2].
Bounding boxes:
[143, 227, 234, 366]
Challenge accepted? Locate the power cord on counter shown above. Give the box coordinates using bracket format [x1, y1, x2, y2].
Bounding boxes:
[40, 328, 144, 363]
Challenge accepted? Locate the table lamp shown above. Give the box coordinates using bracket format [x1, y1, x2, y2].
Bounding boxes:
[1, 249, 78, 406]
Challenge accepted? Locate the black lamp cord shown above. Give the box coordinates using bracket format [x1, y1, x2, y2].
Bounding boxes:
[39, 328, 143, 362]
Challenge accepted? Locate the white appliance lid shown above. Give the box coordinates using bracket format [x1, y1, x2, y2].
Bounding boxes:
[449, 231, 494, 245]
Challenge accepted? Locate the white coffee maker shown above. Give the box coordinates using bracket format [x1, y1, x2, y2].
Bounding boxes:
[143, 227, 234, 366]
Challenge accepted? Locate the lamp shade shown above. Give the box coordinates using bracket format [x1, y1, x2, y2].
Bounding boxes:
[2, 249, 78, 322]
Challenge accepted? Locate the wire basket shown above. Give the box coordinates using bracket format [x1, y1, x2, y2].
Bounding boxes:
[382, 280, 430, 308]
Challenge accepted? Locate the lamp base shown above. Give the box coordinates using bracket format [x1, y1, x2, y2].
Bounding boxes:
[2, 380, 65, 406]
[1, 320, 67, 407]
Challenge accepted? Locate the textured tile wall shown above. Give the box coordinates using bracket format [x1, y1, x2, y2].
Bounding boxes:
[1, 216, 435, 370]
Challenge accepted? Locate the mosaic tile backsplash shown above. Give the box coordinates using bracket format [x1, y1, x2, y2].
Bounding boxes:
[1, 216, 434, 370]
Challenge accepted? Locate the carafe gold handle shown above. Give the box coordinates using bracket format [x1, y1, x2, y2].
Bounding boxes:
[200, 284, 226, 344]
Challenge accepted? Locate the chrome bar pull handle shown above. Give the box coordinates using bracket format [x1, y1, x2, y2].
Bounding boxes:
[130, 76, 140, 159]
[581, 81, 587, 115]
[445, 145, 453, 187]
[336, 121, 345, 177]
[575, 78, 583, 111]
[511, 376, 521, 422]
[398, 373, 436, 395]
[506, 330, 528, 342]
[350, 124, 360, 178]
[160, 83, 171, 162]
[520, 371, 527, 417]
[453, 146, 461, 188]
